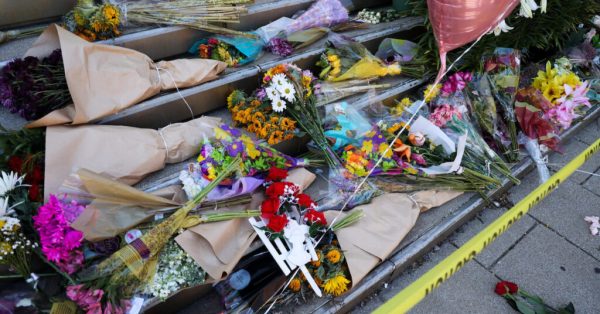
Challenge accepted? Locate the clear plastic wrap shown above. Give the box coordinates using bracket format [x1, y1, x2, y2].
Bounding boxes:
[520, 133, 550, 184]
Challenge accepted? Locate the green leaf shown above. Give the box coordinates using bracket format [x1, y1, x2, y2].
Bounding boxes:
[515, 300, 536, 314]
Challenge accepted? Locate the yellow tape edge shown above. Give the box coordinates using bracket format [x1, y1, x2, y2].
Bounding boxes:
[374, 138, 600, 314]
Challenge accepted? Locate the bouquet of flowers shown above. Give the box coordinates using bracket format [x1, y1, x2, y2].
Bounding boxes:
[481, 48, 522, 162]
[179, 124, 315, 200]
[316, 34, 424, 82]
[227, 63, 317, 144]
[189, 35, 264, 67]
[64, 0, 252, 41]
[284, 0, 349, 35]
[0, 49, 70, 120]
[528, 59, 591, 130]
[0, 172, 38, 280]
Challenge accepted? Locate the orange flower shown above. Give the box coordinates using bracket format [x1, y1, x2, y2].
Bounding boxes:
[280, 117, 296, 130]
[252, 111, 266, 123]
[311, 251, 322, 267]
[250, 99, 261, 107]
[268, 131, 284, 145]
[253, 119, 263, 132]
[257, 127, 268, 139]
[270, 116, 280, 123]
[393, 139, 411, 162]
[289, 278, 302, 292]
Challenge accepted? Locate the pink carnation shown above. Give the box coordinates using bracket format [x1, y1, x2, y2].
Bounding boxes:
[67, 285, 131, 314]
[429, 104, 462, 128]
[33, 195, 85, 274]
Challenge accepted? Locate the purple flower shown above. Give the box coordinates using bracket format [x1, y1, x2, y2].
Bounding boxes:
[226, 140, 244, 157]
[441, 71, 473, 95]
[256, 88, 267, 101]
[267, 38, 294, 57]
[220, 124, 241, 137]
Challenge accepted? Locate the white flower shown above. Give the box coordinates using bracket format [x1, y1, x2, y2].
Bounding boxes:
[0, 198, 9, 217]
[519, 0, 540, 18]
[271, 96, 287, 112]
[0, 171, 24, 197]
[277, 82, 296, 103]
[265, 85, 281, 102]
[271, 73, 288, 86]
[593, 15, 600, 29]
[491, 20, 513, 36]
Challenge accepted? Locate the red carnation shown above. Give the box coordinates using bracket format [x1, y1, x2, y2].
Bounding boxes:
[266, 167, 288, 182]
[30, 166, 43, 184]
[267, 214, 288, 233]
[261, 198, 280, 219]
[296, 193, 314, 208]
[494, 281, 519, 296]
[208, 38, 219, 45]
[305, 209, 326, 226]
[265, 182, 293, 198]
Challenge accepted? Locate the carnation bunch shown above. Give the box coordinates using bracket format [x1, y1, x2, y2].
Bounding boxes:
[260, 167, 326, 235]
[0, 49, 70, 120]
[33, 195, 85, 274]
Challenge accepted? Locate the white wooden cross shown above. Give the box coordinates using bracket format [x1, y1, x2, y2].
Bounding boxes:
[249, 217, 323, 297]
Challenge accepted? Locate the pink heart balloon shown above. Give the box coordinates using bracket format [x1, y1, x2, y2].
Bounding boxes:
[427, 0, 520, 81]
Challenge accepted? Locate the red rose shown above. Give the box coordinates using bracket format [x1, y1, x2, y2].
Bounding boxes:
[265, 182, 292, 198]
[267, 214, 288, 233]
[296, 193, 314, 208]
[7, 156, 23, 173]
[261, 198, 280, 219]
[304, 209, 326, 226]
[266, 167, 288, 182]
[28, 184, 41, 202]
[207, 38, 219, 45]
[494, 281, 518, 296]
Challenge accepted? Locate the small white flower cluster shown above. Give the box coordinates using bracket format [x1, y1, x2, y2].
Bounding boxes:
[146, 239, 205, 300]
[356, 9, 400, 24]
[0, 217, 37, 260]
[179, 169, 204, 200]
[266, 73, 296, 112]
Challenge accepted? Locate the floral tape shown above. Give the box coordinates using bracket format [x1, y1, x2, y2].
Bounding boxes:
[374, 138, 600, 314]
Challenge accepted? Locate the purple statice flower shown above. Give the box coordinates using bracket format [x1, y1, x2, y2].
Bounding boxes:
[226, 140, 244, 157]
[256, 88, 267, 101]
[267, 38, 294, 57]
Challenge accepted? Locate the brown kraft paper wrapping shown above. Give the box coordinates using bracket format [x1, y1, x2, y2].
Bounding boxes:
[325, 190, 460, 286]
[176, 168, 316, 281]
[44, 116, 221, 200]
[24, 24, 227, 127]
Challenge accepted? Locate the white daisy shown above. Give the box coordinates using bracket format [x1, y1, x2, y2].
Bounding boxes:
[271, 96, 287, 112]
[0, 197, 9, 217]
[271, 73, 288, 86]
[0, 171, 24, 197]
[277, 82, 296, 102]
[265, 85, 281, 102]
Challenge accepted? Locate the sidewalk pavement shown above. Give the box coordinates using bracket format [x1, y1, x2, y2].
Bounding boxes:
[353, 119, 600, 314]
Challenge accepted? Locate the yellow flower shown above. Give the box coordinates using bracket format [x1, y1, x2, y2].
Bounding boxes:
[241, 135, 261, 159]
[227, 93, 235, 108]
[289, 278, 302, 292]
[323, 275, 350, 296]
[405, 167, 418, 175]
[361, 140, 373, 153]
[560, 72, 581, 89]
[379, 143, 392, 158]
[326, 249, 341, 264]
[327, 54, 339, 62]
[0, 220, 5, 230]
[74, 11, 86, 26]
[91, 21, 103, 33]
[102, 4, 120, 25]
[0, 242, 11, 254]
[280, 117, 296, 130]
[252, 111, 265, 123]
[206, 165, 217, 180]
[268, 131, 284, 145]
[214, 127, 232, 141]
[197, 154, 205, 162]
[424, 84, 441, 103]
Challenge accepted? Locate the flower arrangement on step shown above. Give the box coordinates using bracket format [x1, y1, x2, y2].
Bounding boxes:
[190, 35, 264, 67]
[227, 64, 317, 145]
[179, 124, 317, 201]
[63, 0, 252, 41]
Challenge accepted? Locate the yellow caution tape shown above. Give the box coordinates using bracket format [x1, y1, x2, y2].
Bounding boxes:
[375, 138, 600, 314]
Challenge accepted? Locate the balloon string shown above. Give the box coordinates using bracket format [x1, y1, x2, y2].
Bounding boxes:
[262, 24, 489, 314]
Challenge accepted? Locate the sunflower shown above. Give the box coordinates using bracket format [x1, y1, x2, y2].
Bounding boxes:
[252, 111, 266, 123]
[257, 127, 268, 139]
[91, 21, 103, 33]
[280, 117, 296, 130]
[283, 133, 294, 141]
[323, 275, 350, 296]
[268, 131, 284, 145]
[252, 120, 263, 133]
[102, 4, 120, 25]
[270, 116, 280, 124]
[289, 278, 302, 292]
[326, 249, 341, 264]
[250, 99, 261, 107]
